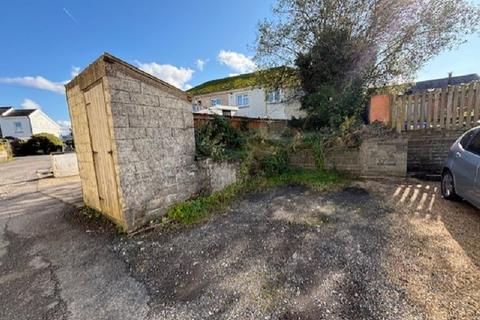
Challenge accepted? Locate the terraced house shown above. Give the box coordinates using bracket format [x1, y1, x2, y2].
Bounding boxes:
[187, 70, 305, 120]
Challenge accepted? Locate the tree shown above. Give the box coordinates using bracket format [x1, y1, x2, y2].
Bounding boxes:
[256, 0, 480, 87]
[255, 0, 480, 128]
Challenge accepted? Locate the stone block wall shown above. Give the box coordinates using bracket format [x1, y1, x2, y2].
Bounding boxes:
[289, 147, 317, 170]
[197, 159, 238, 194]
[323, 147, 362, 176]
[323, 137, 407, 177]
[66, 54, 238, 231]
[360, 138, 407, 177]
[102, 59, 198, 227]
[405, 129, 464, 174]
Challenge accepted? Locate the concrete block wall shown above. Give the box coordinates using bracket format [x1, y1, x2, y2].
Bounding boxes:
[360, 138, 407, 177]
[289, 147, 317, 170]
[323, 147, 362, 176]
[197, 159, 238, 194]
[102, 60, 198, 227]
[323, 137, 407, 177]
[405, 129, 464, 174]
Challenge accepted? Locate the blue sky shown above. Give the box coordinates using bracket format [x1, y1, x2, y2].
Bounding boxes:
[0, 0, 479, 128]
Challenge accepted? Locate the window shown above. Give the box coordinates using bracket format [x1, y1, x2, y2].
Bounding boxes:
[459, 129, 477, 148]
[211, 98, 222, 106]
[236, 94, 249, 107]
[466, 132, 480, 156]
[267, 89, 281, 103]
[14, 121, 23, 133]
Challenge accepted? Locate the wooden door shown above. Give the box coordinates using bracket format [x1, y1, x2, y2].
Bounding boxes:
[84, 82, 122, 222]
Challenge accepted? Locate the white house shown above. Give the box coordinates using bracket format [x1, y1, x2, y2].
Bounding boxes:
[0, 107, 62, 139]
[188, 70, 305, 120]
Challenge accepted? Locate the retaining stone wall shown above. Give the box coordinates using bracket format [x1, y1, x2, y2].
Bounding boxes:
[323, 137, 407, 177]
[405, 129, 464, 174]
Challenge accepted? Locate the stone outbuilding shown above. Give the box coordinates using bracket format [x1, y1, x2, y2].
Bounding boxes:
[66, 53, 236, 231]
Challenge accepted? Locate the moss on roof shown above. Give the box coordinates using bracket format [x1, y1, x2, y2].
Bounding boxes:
[187, 67, 300, 96]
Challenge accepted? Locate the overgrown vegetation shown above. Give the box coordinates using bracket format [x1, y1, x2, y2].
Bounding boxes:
[10, 133, 63, 156]
[195, 116, 246, 161]
[165, 117, 352, 225]
[167, 169, 347, 225]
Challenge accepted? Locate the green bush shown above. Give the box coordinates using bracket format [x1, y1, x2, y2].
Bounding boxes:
[195, 116, 245, 161]
[259, 149, 289, 176]
[19, 133, 63, 155]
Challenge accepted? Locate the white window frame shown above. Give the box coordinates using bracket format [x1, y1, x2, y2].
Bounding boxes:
[267, 89, 282, 104]
[14, 121, 23, 133]
[236, 94, 249, 107]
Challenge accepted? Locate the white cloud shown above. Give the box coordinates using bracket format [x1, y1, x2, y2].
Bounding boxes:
[229, 73, 240, 77]
[136, 61, 194, 90]
[71, 66, 81, 78]
[196, 59, 206, 71]
[184, 84, 193, 90]
[57, 120, 71, 128]
[21, 99, 41, 109]
[0, 76, 65, 94]
[218, 50, 256, 74]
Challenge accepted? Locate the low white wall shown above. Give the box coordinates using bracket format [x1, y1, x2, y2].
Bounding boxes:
[51, 153, 79, 177]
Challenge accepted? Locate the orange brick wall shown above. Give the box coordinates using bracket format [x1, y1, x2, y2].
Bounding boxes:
[369, 95, 391, 125]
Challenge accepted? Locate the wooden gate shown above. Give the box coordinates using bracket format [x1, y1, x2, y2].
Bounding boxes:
[391, 82, 480, 132]
[84, 82, 122, 222]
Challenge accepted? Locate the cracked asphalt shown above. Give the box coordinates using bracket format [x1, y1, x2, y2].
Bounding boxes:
[1, 156, 479, 319]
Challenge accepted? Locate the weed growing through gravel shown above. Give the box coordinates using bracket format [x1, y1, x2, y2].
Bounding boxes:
[167, 169, 348, 225]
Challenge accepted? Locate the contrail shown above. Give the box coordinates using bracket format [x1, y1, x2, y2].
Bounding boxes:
[63, 8, 77, 23]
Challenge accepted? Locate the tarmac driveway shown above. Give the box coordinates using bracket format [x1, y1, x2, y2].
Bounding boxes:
[0, 157, 478, 320]
[0, 156, 149, 320]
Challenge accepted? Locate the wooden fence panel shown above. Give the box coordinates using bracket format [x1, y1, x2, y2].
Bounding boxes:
[389, 82, 480, 131]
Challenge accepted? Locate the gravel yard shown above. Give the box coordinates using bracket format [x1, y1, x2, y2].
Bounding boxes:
[1, 158, 478, 320]
[115, 179, 480, 320]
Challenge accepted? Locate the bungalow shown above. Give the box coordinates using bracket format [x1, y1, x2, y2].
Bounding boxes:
[188, 69, 305, 120]
[0, 107, 62, 139]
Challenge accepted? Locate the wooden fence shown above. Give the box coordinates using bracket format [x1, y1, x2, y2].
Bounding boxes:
[391, 82, 480, 132]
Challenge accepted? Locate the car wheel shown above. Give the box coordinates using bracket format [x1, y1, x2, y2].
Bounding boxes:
[441, 170, 459, 200]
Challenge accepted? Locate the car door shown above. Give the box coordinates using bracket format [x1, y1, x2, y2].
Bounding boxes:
[452, 129, 477, 198]
[464, 132, 480, 207]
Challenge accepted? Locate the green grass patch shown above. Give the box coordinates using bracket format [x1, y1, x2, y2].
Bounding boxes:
[167, 169, 348, 225]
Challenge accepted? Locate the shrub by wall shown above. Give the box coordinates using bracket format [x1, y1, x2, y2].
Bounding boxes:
[11, 133, 64, 156]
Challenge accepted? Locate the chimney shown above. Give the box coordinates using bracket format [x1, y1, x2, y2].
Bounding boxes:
[448, 72, 453, 85]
